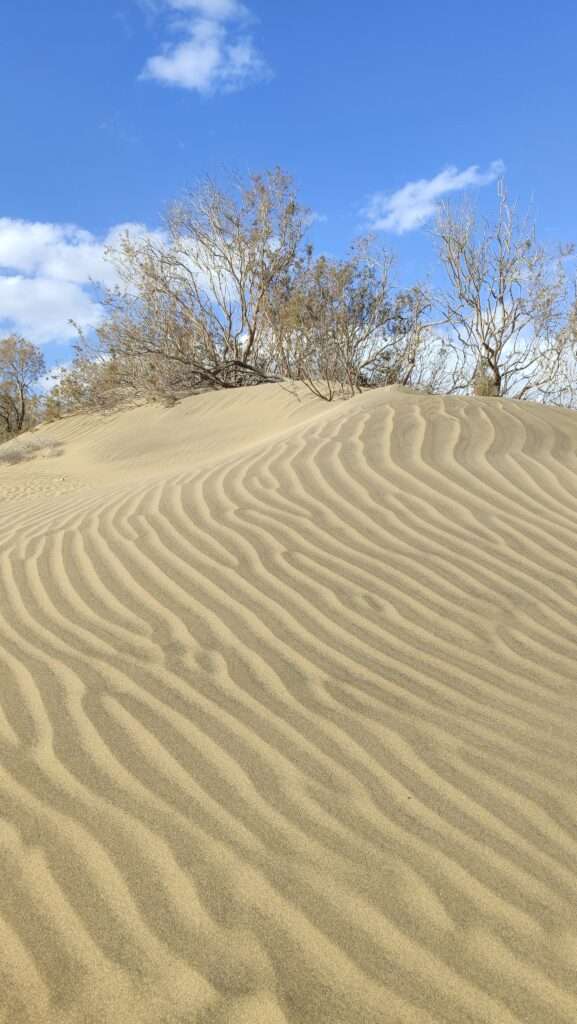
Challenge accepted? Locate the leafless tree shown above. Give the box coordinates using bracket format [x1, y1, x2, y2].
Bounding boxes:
[43, 324, 127, 418]
[434, 183, 575, 403]
[42, 170, 577, 419]
[97, 168, 309, 397]
[269, 243, 441, 399]
[0, 335, 45, 439]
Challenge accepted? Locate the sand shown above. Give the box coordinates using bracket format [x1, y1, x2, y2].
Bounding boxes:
[0, 382, 577, 1023]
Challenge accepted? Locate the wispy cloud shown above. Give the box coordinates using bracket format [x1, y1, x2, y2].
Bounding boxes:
[365, 160, 505, 234]
[0, 219, 154, 344]
[36, 361, 73, 395]
[140, 0, 270, 94]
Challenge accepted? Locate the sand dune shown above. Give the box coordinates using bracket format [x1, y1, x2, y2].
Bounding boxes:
[1, 383, 577, 1023]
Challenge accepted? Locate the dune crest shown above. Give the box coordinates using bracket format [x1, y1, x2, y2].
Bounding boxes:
[1, 384, 577, 1023]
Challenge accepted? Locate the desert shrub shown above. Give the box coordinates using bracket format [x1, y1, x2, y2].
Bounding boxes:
[40, 169, 577, 416]
[0, 336, 46, 439]
[435, 184, 576, 402]
[91, 168, 308, 402]
[0, 436, 61, 466]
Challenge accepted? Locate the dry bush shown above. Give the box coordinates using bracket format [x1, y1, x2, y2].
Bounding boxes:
[434, 183, 576, 403]
[0, 335, 46, 439]
[41, 169, 577, 417]
[0, 436, 62, 466]
[94, 168, 308, 400]
[269, 244, 444, 400]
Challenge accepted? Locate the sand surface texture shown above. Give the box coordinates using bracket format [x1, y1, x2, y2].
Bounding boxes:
[0, 384, 577, 1023]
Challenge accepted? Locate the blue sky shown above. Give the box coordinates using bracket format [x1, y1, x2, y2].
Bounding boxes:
[1, 0, 576, 373]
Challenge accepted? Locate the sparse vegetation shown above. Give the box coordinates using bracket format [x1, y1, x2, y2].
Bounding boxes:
[0, 335, 46, 441]
[5, 169, 575, 437]
[0, 436, 61, 466]
[269, 242, 443, 399]
[434, 183, 577, 404]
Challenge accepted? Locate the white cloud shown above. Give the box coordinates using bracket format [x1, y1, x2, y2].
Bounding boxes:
[0, 276, 101, 346]
[141, 0, 269, 93]
[169, 0, 244, 15]
[304, 210, 328, 227]
[0, 219, 154, 345]
[365, 160, 505, 234]
[36, 361, 73, 395]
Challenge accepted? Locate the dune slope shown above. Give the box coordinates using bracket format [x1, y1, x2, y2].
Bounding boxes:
[1, 384, 577, 1023]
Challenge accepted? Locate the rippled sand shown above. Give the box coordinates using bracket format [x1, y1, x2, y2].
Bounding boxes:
[1, 384, 577, 1023]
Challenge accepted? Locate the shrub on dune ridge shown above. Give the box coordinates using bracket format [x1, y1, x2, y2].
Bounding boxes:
[42, 169, 577, 416]
[435, 183, 577, 404]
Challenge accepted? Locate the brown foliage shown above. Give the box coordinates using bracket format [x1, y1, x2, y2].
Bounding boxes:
[42, 171, 577, 418]
[0, 335, 45, 440]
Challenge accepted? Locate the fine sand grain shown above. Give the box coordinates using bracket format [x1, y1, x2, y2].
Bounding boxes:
[1, 383, 577, 1023]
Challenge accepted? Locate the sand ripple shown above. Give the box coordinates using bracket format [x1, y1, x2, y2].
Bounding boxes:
[1, 386, 577, 1022]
